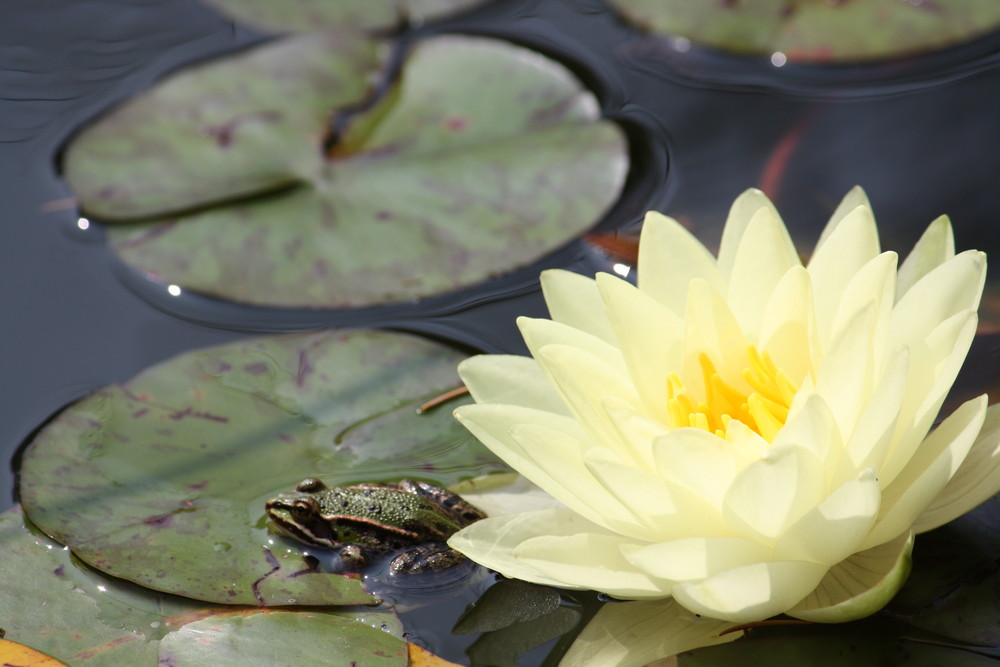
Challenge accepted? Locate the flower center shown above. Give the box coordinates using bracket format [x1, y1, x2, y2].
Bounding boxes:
[665, 345, 798, 442]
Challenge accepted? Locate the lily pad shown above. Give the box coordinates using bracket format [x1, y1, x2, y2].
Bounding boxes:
[19, 330, 506, 605]
[610, 0, 1000, 63]
[64, 33, 627, 308]
[199, 0, 488, 33]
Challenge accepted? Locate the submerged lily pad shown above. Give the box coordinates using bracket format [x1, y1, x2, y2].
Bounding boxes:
[64, 33, 627, 308]
[610, 0, 1000, 62]
[200, 0, 488, 33]
[19, 330, 505, 605]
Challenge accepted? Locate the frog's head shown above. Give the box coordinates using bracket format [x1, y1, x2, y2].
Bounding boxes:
[265, 478, 339, 548]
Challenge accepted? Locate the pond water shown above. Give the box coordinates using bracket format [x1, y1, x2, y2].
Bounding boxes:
[2, 0, 1000, 664]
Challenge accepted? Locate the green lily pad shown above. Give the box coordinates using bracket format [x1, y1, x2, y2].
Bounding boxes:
[157, 610, 407, 666]
[199, 0, 488, 33]
[610, 0, 1000, 63]
[19, 330, 505, 606]
[64, 34, 627, 308]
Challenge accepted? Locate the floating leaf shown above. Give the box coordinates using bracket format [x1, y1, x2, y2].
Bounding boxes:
[64, 34, 627, 308]
[464, 606, 579, 667]
[156, 610, 407, 666]
[199, 0, 488, 33]
[453, 580, 561, 634]
[610, 0, 1000, 62]
[20, 331, 505, 605]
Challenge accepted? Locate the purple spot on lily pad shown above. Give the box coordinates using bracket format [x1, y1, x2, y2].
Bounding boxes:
[244, 362, 270, 374]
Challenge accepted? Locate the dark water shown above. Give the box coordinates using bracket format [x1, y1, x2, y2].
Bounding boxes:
[3, 0, 1000, 662]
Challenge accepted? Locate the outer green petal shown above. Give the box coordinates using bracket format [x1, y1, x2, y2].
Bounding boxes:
[896, 214, 955, 301]
[540, 269, 617, 344]
[807, 204, 880, 346]
[913, 402, 1000, 532]
[672, 560, 828, 623]
[788, 530, 913, 623]
[637, 210, 724, 318]
[862, 395, 987, 550]
[596, 272, 682, 422]
[448, 508, 610, 590]
[559, 598, 740, 667]
[458, 354, 568, 415]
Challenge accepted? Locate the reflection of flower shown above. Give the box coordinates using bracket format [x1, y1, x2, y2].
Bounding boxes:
[449, 188, 1000, 624]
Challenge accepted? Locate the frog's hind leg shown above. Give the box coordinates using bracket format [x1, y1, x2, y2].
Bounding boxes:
[388, 543, 468, 576]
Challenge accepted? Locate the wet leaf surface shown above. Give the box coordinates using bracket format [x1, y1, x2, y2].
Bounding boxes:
[156, 610, 408, 666]
[199, 0, 488, 34]
[65, 34, 627, 308]
[610, 0, 1000, 62]
[19, 330, 505, 605]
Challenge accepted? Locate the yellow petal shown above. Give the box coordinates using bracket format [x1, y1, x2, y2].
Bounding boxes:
[637, 211, 724, 317]
[725, 206, 803, 337]
[913, 401, 1000, 532]
[807, 204, 880, 346]
[896, 214, 955, 301]
[515, 533, 669, 599]
[518, 315, 627, 376]
[672, 560, 828, 623]
[539, 269, 617, 344]
[788, 530, 913, 623]
[723, 444, 825, 542]
[457, 354, 568, 415]
[757, 265, 821, 385]
[560, 599, 740, 667]
[772, 468, 880, 564]
[596, 272, 682, 422]
[622, 537, 771, 582]
[862, 394, 987, 550]
[447, 508, 610, 589]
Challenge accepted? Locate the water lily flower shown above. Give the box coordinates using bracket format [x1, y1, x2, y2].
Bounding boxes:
[449, 188, 1000, 624]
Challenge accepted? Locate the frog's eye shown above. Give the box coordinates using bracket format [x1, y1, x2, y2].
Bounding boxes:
[296, 478, 326, 493]
[292, 498, 319, 516]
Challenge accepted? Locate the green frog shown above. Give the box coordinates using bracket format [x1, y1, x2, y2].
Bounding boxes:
[265, 477, 485, 576]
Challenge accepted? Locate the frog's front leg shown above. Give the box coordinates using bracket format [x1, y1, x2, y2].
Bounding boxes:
[388, 543, 468, 576]
[338, 545, 369, 572]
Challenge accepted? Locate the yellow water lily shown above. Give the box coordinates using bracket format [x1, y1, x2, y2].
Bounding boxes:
[449, 188, 1000, 624]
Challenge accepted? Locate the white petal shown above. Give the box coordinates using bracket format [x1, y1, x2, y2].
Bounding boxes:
[758, 265, 821, 385]
[539, 269, 617, 344]
[518, 315, 627, 376]
[447, 508, 611, 589]
[586, 446, 729, 540]
[788, 531, 913, 623]
[812, 304, 877, 439]
[772, 393, 843, 473]
[815, 186, 872, 250]
[772, 469, 880, 564]
[862, 395, 987, 550]
[717, 189, 790, 283]
[534, 343, 641, 456]
[723, 444, 826, 542]
[653, 428, 742, 509]
[725, 206, 803, 337]
[454, 474, 565, 517]
[457, 354, 568, 415]
[807, 204, 880, 346]
[454, 403, 632, 532]
[515, 533, 669, 599]
[896, 214, 955, 301]
[602, 397, 669, 470]
[596, 272, 683, 422]
[672, 560, 829, 623]
[828, 251, 897, 373]
[888, 249, 985, 356]
[913, 401, 1000, 532]
[623, 537, 772, 582]
[682, 279, 748, 393]
[637, 211, 724, 317]
[560, 599, 740, 667]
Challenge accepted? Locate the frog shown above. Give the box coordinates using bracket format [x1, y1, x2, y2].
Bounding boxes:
[265, 477, 486, 576]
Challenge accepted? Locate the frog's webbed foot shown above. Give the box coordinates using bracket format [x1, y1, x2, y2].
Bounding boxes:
[338, 545, 368, 572]
[389, 543, 467, 577]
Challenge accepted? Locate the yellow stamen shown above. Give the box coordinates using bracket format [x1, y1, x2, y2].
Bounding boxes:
[665, 345, 799, 442]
